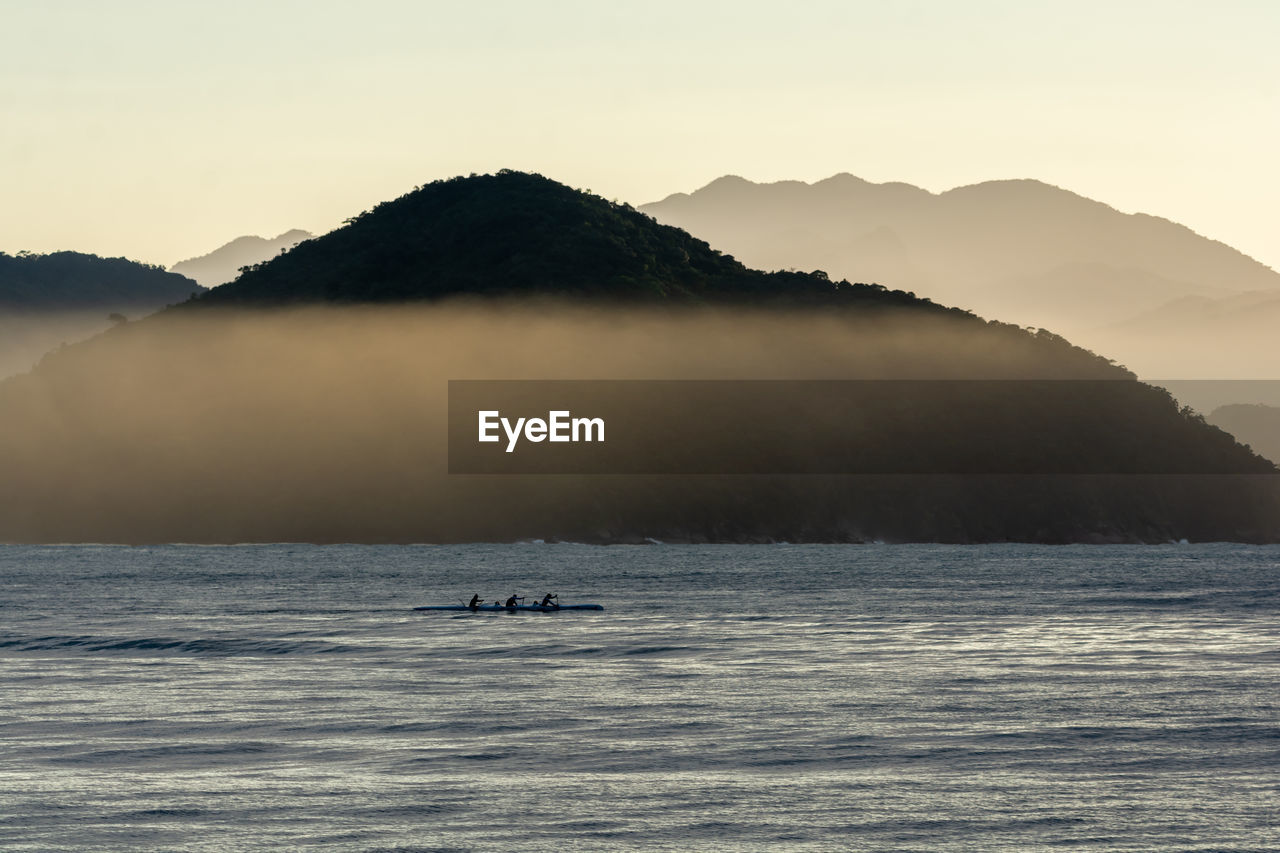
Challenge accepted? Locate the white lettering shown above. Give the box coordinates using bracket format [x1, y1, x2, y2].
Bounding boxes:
[549, 410, 570, 442]
[573, 417, 605, 442]
[502, 416, 526, 453]
[478, 411, 500, 443]
[479, 410, 605, 453]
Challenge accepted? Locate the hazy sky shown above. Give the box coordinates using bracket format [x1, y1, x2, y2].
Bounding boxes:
[2, 0, 1277, 270]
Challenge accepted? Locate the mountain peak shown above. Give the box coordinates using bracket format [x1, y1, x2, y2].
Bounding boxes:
[813, 172, 872, 188]
[641, 171, 1280, 368]
[940, 178, 1101, 207]
[189, 170, 952, 312]
[171, 230, 314, 288]
[703, 174, 754, 191]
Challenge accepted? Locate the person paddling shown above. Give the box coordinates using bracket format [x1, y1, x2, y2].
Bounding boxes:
[539, 593, 559, 609]
[504, 594, 522, 607]
[468, 594, 482, 610]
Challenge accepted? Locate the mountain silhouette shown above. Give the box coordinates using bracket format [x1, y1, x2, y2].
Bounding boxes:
[0, 250, 204, 379]
[1, 250, 204, 311]
[0, 171, 1275, 544]
[641, 175, 1280, 376]
[170, 229, 313, 287]
[190, 170, 951, 310]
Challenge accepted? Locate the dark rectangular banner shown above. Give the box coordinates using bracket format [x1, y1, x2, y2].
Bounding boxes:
[448, 380, 1279, 475]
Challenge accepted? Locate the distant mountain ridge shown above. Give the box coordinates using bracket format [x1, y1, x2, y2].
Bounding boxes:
[641, 174, 1280, 376]
[1, 250, 203, 311]
[1096, 289, 1280, 378]
[170, 229, 313, 287]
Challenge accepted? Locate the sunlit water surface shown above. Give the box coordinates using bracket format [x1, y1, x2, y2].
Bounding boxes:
[2, 544, 1278, 851]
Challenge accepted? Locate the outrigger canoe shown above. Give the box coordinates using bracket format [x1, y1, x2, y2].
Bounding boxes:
[414, 603, 604, 612]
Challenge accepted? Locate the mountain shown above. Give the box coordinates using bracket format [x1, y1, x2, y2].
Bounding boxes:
[0, 171, 1275, 544]
[170, 229, 313, 287]
[190, 171, 949, 310]
[0, 250, 204, 379]
[1097, 290, 1280, 379]
[641, 175, 1280, 376]
[0, 250, 204, 311]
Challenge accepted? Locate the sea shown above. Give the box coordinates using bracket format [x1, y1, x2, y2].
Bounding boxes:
[1, 543, 1278, 851]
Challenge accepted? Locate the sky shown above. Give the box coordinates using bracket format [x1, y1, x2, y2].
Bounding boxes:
[2, 0, 1277, 270]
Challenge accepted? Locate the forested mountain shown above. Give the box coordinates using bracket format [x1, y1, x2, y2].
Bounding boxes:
[0, 250, 204, 378]
[0, 251, 203, 310]
[0, 172, 1274, 544]
[192, 171, 952, 311]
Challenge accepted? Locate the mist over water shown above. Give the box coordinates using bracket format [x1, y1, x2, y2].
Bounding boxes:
[7, 302, 1204, 545]
[2, 543, 1278, 851]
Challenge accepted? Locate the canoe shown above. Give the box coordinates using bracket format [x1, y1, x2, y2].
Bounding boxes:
[413, 603, 604, 612]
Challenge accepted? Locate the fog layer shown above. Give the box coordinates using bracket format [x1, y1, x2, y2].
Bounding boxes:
[1, 304, 1273, 543]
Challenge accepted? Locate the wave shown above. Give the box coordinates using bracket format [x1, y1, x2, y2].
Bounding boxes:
[50, 741, 278, 766]
[0, 632, 370, 657]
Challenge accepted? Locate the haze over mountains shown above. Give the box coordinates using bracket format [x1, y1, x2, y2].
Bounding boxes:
[642, 175, 1280, 378]
[1, 172, 1275, 544]
[170, 229, 313, 287]
[0, 251, 204, 379]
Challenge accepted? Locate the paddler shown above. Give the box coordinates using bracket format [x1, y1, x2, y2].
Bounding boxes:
[539, 593, 559, 608]
[467, 594, 482, 610]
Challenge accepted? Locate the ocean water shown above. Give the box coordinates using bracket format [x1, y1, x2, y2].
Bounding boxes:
[1, 543, 1278, 851]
